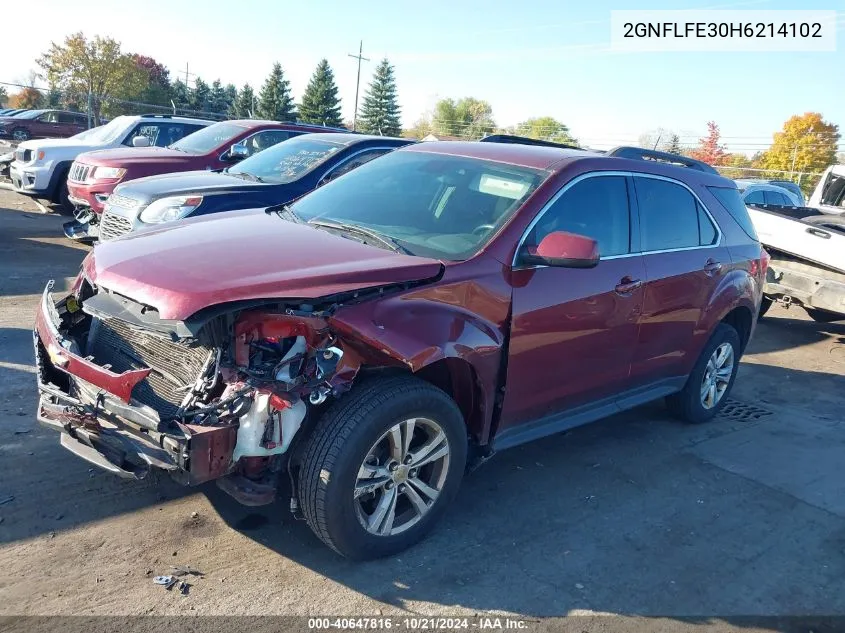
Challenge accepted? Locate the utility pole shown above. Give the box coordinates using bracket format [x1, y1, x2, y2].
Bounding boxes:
[790, 125, 814, 181]
[348, 40, 370, 131]
[182, 63, 197, 88]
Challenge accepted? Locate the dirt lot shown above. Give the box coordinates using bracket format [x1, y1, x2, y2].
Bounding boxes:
[0, 188, 843, 623]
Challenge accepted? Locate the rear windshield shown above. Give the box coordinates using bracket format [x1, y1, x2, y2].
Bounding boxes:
[707, 186, 758, 240]
[169, 122, 244, 154]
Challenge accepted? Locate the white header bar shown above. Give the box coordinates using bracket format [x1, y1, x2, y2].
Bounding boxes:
[610, 10, 837, 52]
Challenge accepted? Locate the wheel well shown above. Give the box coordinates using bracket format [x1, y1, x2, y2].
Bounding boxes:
[722, 306, 752, 352]
[415, 358, 484, 442]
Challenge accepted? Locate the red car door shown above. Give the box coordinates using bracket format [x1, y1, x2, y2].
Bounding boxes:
[29, 112, 54, 138]
[628, 174, 729, 386]
[499, 173, 646, 431]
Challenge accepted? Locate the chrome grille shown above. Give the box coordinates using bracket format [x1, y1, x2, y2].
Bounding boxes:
[68, 162, 91, 183]
[107, 193, 139, 209]
[15, 149, 32, 163]
[99, 211, 133, 241]
[87, 316, 215, 419]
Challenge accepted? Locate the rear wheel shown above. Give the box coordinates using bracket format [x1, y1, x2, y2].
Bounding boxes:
[666, 323, 741, 424]
[297, 375, 467, 560]
[759, 297, 773, 318]
[805, 307, 843, 323]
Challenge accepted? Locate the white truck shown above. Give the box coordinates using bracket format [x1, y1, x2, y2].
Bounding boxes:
[8, 114, 212, 210]
[744, 169, 845, 322]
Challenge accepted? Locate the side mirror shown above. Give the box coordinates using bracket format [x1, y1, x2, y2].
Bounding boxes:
[131, 135, 151, 147]
[520, 231, 599, 268]
[227, 143, 249, 161]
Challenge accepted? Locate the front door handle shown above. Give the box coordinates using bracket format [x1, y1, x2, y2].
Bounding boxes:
[615, 277, 642, 295]
[704, 259, 722, 276]
[806, 227, 831, 239]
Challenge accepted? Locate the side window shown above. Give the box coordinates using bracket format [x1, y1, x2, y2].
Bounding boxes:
[698, 203, 718, 245]
[125, 124, 164, 146]
[57, 112, 77, 124]
[526, 175, 630, 257]
[635, 177, 700, 251]
[323, 149, 391, 183]
[744, 189, 765, 205]
[707, 186, 758, 240]
[243, 130, 293, 156]
[40, 112, 58, 123]
[156, 124, 193, 147]
[764, 190, 787, 205]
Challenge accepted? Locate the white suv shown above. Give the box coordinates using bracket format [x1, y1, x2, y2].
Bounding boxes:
[9, 114, 213, 209]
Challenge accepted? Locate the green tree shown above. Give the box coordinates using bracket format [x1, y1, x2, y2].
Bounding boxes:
[209, 80, 228, 116]
[298, 59, 343, 127]
[131, 55, 171, 109]
[37, 32, 147, 121]
[234, 83, 256, 118]
[760, 113, 840, 183]
[224, 84, 238, 116]
[665, 133, 683, 155]
[190, 77, 211, 114]
[513, 117, 576, 145]
[432, 97, 494, 139]
[258, 63, 295, 121]
[719, 152, 753, 179]
[46, 85, 62, 108]
[358, 59, 401, 136]
[170, 79, 190, 112]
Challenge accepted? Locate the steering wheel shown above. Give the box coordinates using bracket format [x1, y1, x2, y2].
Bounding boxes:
[472, 224, 496, 237]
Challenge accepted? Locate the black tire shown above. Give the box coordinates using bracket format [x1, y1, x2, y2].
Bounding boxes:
[297, 374, 467, 560]
[54, 176, 74, 215]
[805, 307, 843, 323]
[666, 322, 741, 424]
[11, 128, 30, 142]
[759, 297, 773, 318]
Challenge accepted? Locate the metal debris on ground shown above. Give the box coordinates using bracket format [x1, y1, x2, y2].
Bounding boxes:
[14, 429, 31, 434]
[153, 575, 178, 590]
[179, 581, 190, 596]
[0, 496, 13, 506]
[171, 565, 204, 577]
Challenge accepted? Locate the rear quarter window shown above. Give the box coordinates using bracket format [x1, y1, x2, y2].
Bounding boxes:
[707, 186, 758, 240]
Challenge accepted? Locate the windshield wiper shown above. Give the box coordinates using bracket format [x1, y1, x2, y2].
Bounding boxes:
[308, 219, 410, 255]
[231, 171, 264, 183]
[266, 203, 304, 223]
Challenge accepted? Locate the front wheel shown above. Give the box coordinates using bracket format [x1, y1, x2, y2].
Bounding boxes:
[759, 297, 773, 318]
[11, 128, 30, 142]
[297, 375, 467, 560]
[666, 323, 741, 424]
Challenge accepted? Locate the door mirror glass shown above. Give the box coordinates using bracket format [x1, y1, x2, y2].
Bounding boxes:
[227, 143, 249, 161]
[131, 135, 151, 147]
[521, 231, 599, 268]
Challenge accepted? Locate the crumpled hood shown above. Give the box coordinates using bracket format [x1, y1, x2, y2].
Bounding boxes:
[83, 209, 444, 321]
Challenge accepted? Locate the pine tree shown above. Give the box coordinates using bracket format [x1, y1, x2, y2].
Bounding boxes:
[298, 59, 343, 127]
[666, 134, 683, 155]
[257, 63, 295, 121]
[189, 78, 211, 114]
[358, 59, 401, 136]
[209, 79, 228, 116]
[233, 84, 255, 118]
[170, 79, 190, 112]
[224, 84, 238, 116]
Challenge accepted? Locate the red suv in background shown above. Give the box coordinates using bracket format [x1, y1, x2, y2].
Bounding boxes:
[66, 119, 347, 214]
[0, 109, 88, 142]
[35, 141, 765, 560]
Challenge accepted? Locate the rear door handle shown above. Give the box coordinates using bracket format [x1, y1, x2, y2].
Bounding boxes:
[806, 227, 831, 239]
[615, 277, 642, 295]
[704, 259, 722, 276]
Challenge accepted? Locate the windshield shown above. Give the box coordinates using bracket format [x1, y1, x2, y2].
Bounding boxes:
[290, 150, 546, 260]
[229, 137, 344, 184]
[169, 122, 244, 154]
[70, 116, 129, 143]
[12, 110, 45, 120]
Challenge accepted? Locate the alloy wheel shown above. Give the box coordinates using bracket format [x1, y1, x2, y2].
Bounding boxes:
[700, 342, 734, 409]
[354, 417, 451, 536]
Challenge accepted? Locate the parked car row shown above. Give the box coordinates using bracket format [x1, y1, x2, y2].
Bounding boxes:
[30, 134, 766, 559]
[0, 108, 90, 142]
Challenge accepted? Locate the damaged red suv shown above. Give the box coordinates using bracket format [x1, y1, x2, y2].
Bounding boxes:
[35, 141, 765, 559]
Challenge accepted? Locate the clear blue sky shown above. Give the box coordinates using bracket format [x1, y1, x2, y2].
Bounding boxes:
[7, 0, 844, 151]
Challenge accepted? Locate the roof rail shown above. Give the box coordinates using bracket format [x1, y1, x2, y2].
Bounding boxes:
[479, 134, 581, 150]
[607, 146, 719, 175]
[139, 113, 174, 119]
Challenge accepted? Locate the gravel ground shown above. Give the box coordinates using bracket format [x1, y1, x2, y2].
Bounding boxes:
[0, 188, 843, 627]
